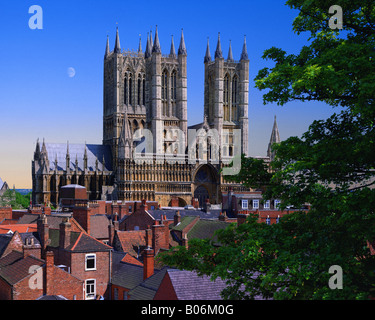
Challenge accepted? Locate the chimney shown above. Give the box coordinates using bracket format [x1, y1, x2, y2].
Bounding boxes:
[145, 227, 152, 247]
[174, 211, 181, 226]
[59, 218, 71, 249]
[181, 234, 188, 249]
[108, 220, 114, 247]
[37, 214, 49, 255]
[141, 199, 148, 212]
[73, 204, 92, 234]
[143, 247, 154, 280]
[44, 251, 54, 296]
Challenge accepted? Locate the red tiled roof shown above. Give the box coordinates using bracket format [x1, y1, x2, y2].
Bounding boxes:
[121, 253, 143, 266]
[115, 230, 146, 258]
[0, 224, 37, 234]
[0, 251, 44, 285]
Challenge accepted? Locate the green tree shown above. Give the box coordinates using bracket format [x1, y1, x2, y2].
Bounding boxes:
[160, 0, 375, 299]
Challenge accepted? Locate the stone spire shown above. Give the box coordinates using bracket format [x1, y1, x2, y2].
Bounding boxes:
[267, 115, 281, 160]
[41, 138, 48, 160]
[114, 26, 121, 54]
[170, 35, 176, 57]
[66, 141, 70, 172]
[145, 32, 151, 58]
[152, 25, 161, 53]
[150, 30, 153, 48]
[240, 35, 249, 61]
[178, 29, 187, 56]
[138, 34, 142, 54]
[105, 35, 110, 59]
[215, 32, 223, 59]
[204, 37, 211, 63]
[34, 138, 41, 160]
[227, 40, 234, 61]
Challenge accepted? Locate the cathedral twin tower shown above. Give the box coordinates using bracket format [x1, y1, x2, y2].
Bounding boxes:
[103, 26, 249, 162]
[32, 26, 259, 207]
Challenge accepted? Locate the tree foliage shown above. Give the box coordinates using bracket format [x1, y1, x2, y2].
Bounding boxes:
[160, 0, 375, 299]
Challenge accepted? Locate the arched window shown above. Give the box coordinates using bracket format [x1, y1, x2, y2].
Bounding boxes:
[142, 78, 146, 106]
[232, 75, 238, 121]
[223, 74, 230, 121]
[124, 75, 128, 105]
[171, 71, 177, 101]
[171, 70, 177, 116]
[137, 77, 141, 105]
[129, 75, 133, 106]
[162, 70, 168, 116]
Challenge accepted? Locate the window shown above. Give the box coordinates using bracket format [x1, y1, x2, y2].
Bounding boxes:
[85, 254, 96, 271]
[129, 205, 132, 213]
[124, 75, 128, 105]
[264, 200, 270, 209]
[129, 76, 133, 105]
[85, 279, 96, 300]
[162, 70, 168, 116]
[241, 200, 248, 209]
[253, 199, 259, 209]
[276, 215, 280, 224]
[138, 77, 141, 105]
[266, 216, 271, 225]
[274, 199, 281, 209]
[114, 287, 118, 300]
[142, 79, 146, 105]
[223, 74, 230, 121]
[232, 76, 238, 121]
[123, 291, 128, 300]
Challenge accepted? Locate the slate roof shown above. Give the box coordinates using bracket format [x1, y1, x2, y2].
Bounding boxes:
[171, 216, 232, 244]
[187, 219, 231, 243]
[17, 213, 72, 228]
[48, 228, 112, 252]
[165, 269, 227, 300]
[111, 251, 144, 290]
[128, 267, 171, 300]
[148, 209, 222, 221]
[90, 214, 110, 239]
[42, 143, 113, 172]
[0, 250, 44, 285]
[0, 234, 12, 257]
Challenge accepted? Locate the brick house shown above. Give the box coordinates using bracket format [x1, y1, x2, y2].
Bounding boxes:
[37, 215, 113, 300]
[0, 250, 83, 300]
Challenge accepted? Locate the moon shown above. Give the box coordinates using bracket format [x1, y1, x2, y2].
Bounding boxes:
[67, 67, 76, 78]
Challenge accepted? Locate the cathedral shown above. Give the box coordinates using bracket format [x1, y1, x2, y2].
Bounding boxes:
[32, 26, 280, 208]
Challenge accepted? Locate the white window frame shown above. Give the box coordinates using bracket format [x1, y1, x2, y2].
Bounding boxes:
[266, 216, 271, 225]
[253, 199, 259, 209]
[264, 200, 270, 209]
[241, 200, 248, 209]
[85, 279, 96, 300]
[274, 199, 281, 209]
[85, 254, 96, 271]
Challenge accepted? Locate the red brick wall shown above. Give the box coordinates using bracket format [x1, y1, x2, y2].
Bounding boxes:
[13, 275, 44, 300]
[111, 284, 130, 300]
[45, 252, 83, 300]
[0, 277, 12, 300]
[70, 251, 110, 299]
[123, 209, 155, 231]
[154, 272, 178, 300]
[0, 207, 12, 222]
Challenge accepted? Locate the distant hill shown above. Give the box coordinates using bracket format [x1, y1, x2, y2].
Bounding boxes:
[16, 189, 32, 196]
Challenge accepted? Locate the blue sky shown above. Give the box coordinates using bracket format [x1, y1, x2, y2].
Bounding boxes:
[0, 0, 337, 188]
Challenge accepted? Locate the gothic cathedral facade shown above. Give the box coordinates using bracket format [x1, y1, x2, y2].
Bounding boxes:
[32, 27, 279, 208]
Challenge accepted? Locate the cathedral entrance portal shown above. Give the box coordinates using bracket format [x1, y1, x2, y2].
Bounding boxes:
[193, 164, 219, 205]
